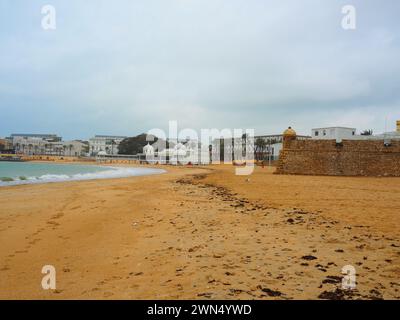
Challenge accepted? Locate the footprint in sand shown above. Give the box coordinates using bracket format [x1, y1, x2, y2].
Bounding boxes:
[104, 292, 114, 298]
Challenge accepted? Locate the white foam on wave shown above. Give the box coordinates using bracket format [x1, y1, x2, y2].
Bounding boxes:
[0, 166, 165, 186]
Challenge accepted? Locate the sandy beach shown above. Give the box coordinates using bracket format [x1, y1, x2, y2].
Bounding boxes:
[0, 165, 399, 300]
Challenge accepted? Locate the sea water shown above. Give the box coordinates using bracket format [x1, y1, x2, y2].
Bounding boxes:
[0, 162, 165, 186]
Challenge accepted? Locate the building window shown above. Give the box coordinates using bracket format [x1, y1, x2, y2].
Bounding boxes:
[352, 131, 355, 135]
[323, 130, 326, 136]
[315, 131, 319, 136]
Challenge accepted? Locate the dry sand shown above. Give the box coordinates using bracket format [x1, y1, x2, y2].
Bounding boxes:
[0, 165, 399, 300]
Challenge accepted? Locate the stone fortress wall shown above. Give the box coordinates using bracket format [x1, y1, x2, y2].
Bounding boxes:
[275, 131, 400, 176]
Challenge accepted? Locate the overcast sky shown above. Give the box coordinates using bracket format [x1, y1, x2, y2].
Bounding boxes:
[1, 0, 400, 139]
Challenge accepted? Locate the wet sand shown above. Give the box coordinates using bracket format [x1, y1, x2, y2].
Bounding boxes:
[0, 165, 399, 299]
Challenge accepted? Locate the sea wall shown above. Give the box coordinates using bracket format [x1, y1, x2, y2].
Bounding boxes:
[275, 139, 400, 176]
[21, 155, 143, 165]
[21, 155, 94, 162]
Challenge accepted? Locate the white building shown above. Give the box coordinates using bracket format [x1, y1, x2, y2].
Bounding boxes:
[62, 140, 89, 157]
[10, 133, 62, 143]
[143, 143, 155, 156]
[89, 135, 127, 156]
[312, 122, 400, 142]
[13, 136, 45, 155]
[311, 127, 356, 141]
[12, 136, 88, 156]
[143, 139, 210, 165]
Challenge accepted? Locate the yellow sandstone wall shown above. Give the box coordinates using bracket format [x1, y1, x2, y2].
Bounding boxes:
[276, 139, 400, 176]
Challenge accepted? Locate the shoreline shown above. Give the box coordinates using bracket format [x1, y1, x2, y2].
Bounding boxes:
[0, 161, 170, 187]
[0, 165, 399, 299]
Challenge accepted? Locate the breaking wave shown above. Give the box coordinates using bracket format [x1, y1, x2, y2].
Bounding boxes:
[0, 167, 165, 187]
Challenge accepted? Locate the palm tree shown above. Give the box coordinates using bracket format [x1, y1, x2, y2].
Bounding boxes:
[219, 139, 225, 162]
[82, 144, 89, 156]
[241, 133, 248, 157]
[68, 144, 74, 156]
[361, 129, 373, 136]
[255, 138, 267, 161]
[111, 140, 116, 155]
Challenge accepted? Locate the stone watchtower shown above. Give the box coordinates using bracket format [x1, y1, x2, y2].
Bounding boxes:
[275, 127, 297, 174]
[282, 126, 297, 149]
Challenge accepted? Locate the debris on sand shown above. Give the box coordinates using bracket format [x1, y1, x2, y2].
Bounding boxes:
[322, 276, 342, 285]
[257, 286, 282, 297]
[301, 255, 317, 261]
[318, 288, 355, 300]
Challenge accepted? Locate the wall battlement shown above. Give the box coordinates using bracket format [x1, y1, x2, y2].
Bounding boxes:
[275, 139, 400, 176]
